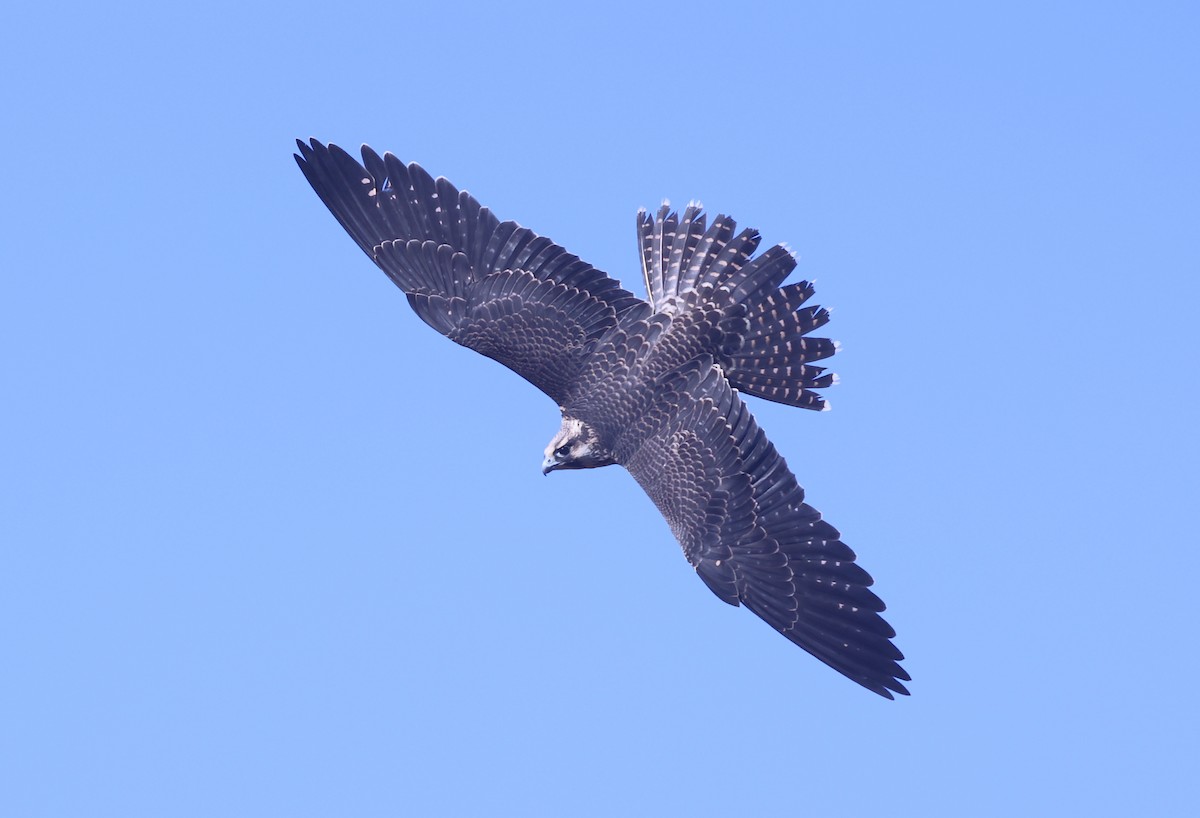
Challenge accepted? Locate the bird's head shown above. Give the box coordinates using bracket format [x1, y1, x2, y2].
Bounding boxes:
[542, 416, 615, 475]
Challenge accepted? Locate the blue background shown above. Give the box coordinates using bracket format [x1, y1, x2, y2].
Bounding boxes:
[3, 2, 1198, 815]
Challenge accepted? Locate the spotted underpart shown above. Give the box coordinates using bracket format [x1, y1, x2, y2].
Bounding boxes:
[296, 139, 909, 699]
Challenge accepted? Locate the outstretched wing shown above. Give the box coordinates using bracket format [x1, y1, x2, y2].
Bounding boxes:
[616, 361, 909, 698]
[295, 139, 644, 403]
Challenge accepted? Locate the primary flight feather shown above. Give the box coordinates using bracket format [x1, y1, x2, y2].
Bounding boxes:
[295, 139, 909, 698]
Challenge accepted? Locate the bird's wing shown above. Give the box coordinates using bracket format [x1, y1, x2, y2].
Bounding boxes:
[616, 360, 909, 698]
[295, 139, 645, 403]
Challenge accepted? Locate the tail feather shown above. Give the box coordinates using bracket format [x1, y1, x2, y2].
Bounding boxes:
[723, 244, 798, 306]
[637, 204, 841, 411]
[649, 205, 673, 305]
[640, 202, 711, 310]
[680, 215, 737, 299]
[727, 371, 831, 410]
[729, 283, 838, 408]
[695, 227, 761, 296]
[663, 203, 707, 304]
[739, 334, 838, 362]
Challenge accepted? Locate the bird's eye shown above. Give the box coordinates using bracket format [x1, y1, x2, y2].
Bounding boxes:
[555, 445, 571, 458]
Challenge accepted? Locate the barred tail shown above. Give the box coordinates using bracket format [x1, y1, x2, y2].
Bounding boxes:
[724, 280, 838, 410]
[637, 204, 839, 411]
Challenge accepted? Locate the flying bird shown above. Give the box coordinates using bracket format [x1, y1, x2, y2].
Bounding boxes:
[295, 139, 909, 698]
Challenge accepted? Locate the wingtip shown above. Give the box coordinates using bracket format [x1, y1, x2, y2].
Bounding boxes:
[294, 137, 322, 162]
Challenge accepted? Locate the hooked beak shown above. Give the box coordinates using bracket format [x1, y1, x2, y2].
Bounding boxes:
[542, 456, 558, 476]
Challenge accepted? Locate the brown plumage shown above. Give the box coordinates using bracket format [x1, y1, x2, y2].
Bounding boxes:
[295, 140, 909, 698]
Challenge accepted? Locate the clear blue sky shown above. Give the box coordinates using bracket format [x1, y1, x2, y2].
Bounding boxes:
[3, 2, 1198, 815]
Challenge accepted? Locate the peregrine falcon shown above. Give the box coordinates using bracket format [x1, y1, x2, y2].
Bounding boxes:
[295, 140, 909, 698]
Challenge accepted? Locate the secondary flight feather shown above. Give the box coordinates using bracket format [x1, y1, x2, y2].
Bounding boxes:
[295, 139, 909, 698]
